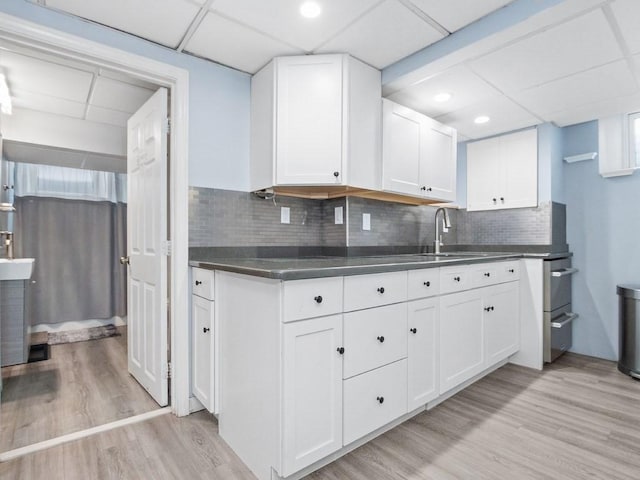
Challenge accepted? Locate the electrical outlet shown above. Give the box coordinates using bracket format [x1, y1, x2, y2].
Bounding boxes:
[281, 207, 290, 224]
[362, 213, 371, 231]
[335, 206, 343, 225]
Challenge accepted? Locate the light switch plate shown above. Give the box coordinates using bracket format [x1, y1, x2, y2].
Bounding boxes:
[281, 207, 290, 224]
[335, 206, 343, 225]
[362, 213, 371, 231]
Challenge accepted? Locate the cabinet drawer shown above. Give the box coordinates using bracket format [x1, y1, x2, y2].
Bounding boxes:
[193, 268, 215, 300]
[439, 265, 471, 294]
[407, 268, 440, 300]
[343, 303, 407, 379]
[471, 263, 500, 288]
[283, 277, 343, 322]
[343, 359, 408, 445]
[344, 271, 407, 312]
[497, 260, 520, 283]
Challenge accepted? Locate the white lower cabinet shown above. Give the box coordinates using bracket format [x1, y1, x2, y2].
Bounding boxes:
[282, 315, 343, 477]
[407, 297, 439, 410]
[343, 359, 408, 445]
[439, 289, 485, 394]
[484, 282, 520, 365]
[192, 294, 215, 412]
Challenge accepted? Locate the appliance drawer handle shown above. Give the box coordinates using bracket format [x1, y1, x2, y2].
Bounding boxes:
[551, 268, 579, 277]
[551, 312, 579, 328]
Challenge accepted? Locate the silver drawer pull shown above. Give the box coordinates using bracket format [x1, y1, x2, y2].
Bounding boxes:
[551, 312, 579, 328]
[551, 268, 579, 278]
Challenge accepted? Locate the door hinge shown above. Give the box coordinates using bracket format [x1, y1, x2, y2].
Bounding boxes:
[165, 117, 171, 134]
[162, 240, 172, 256]
[164, 362, 172, 379]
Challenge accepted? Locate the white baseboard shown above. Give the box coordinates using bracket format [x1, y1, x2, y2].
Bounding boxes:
[30, 316, 127, 333]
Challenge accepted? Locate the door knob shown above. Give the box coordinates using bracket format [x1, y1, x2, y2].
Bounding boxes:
[119, 256, 130, 265]
[203, 327, 210, 333]
[410, 328, 417, 334]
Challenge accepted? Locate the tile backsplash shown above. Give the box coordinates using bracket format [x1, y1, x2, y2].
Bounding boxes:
[189, 187, 565, 250]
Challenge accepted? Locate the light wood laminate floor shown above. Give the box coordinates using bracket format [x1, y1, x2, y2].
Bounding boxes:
[2, 353, 640, 479]
[0, 327, 158, 452]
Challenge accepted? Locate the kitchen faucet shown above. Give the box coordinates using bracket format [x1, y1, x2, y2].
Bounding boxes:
[0, 231, 13, 259]
[433, 208, 451, 255]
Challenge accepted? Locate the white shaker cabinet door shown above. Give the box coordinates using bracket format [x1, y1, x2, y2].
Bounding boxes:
[439, 289, 485, 394]
[420, 119, 457, 202]
[407, 297, 439, 410]
[467, 135, 503, 211]
[484, 282, 520, 366]
[192, 295, 214, 412]
[282, 314, 343, 476]
[501, 128, 538, 209]
[276, 55, 344, 185]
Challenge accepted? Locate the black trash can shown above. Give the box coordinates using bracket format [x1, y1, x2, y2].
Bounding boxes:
[618, 284, 640, 379]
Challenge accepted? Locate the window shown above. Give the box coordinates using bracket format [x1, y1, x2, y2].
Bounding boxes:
[629, 112, 640, 168]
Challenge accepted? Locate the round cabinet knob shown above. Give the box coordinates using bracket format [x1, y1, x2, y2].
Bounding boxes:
[333, 171, 340, 177]
[491, 306, 495, 311]
[314, 295, 323, 304]
[377, 336, 385, 343]
[410, 328, 417, 334]
[454, 276, 461, 282]
[427, 187, 432, 192]
[484, 307, 491, 312]
[203, 327, 210, 333]
[195, 280, 202, 286]
[377, 287, 385, 294]
[484, 272, 491, 277]
[493, 198, 497, 203]
[376, 396, 385, 404]
[420, 186, 426, 191]
[509, 269, 515, 273]
[500, 197, 505, 202]
[337, 347, 345, 355]
[424, 281, 431, 287]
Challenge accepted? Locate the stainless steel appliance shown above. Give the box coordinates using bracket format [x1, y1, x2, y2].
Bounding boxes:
[544, 257, 579, 363]
[617, 285, 640, 378]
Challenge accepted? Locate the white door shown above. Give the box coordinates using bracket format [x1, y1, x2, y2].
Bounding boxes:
[126, 88, 169, 406]
[484, 282, 520, 366]
[421, 119, 457, 202]
[276, 55, 344, 185]
[407, 298, 439, 410]
[282, 314, 343, 476]
[439, 289, 484, 394]
[382, 99, 422, 196]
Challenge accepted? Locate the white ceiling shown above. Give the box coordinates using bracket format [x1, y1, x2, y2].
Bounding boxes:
[14, 0, 640, 141]
[36, 0, 512, 72]
[388, 0, 640, 139]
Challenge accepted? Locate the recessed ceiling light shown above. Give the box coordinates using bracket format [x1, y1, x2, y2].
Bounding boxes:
[433, 92, 452, 103]
[474, 115, 490, 124]
[300, 1, 322, 18]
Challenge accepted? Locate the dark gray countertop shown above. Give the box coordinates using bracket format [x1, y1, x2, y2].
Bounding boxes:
[189, 251, 566, 280]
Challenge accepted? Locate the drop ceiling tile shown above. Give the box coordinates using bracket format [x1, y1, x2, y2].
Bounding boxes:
[386, 64, 503, 118]
[610, 0, 640, 55]
[45, 0, 204, 48]
[85, 105, 132, 127]
[513, 60, 638, 120]
[210, 0, 381, 52]
[316, 0, 444, 69]
[0, 50, 93, 102]
[98, 68, 159, 91]
[405, 0, 511, 32]
[185, 12, 302, 73]
[11, 88, 86, 118]
[435, 95, 541, 140]
[548, 92, 640, 127]
[470, 9, 623, 93]
[90, 77, 155, 113]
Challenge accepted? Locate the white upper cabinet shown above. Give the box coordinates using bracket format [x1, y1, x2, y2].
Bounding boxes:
[382, 99, 457, 202]
[466, 128, 538, 211]
[250, 54, 381, 191]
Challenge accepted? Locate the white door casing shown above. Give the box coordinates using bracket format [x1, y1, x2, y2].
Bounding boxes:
[127, 88, 169, 407]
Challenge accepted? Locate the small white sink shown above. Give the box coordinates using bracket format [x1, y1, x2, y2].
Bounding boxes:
[0, 258, 35, 280]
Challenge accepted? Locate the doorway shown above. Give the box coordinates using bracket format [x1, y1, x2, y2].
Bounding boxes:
[0, 11, 189, 455]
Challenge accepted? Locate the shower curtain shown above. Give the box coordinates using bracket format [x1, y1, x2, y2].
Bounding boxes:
[13, 163, 127, 326]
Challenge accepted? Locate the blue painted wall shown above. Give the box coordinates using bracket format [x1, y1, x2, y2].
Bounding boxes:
[0, 0, 251, 191]
[563, 120, 640, 361]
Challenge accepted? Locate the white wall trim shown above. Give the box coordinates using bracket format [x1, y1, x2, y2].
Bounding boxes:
[0, 12, 191, 417]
